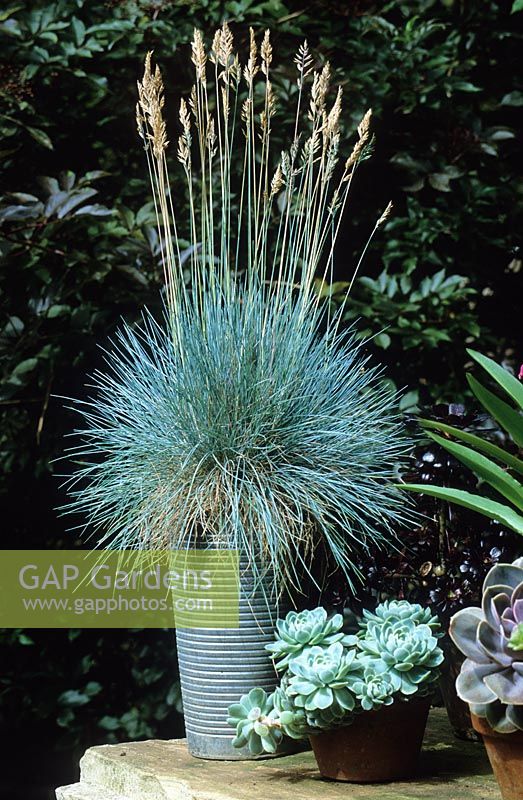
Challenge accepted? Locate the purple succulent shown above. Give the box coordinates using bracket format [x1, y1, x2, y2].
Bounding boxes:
[450, 557, 523, 733]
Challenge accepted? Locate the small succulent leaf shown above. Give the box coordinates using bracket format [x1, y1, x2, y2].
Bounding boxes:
[485, 701, 518, 734]
[249, 736, 264, 756]
[449, 608, 490, 663]
[399, 676, 418, 695]
[261, 735, 277, 754]
[227, 704, 245, 720]
[484, 563, 523, 594]
[307, 687, 333, 710]
[484, 668, 523, 704]
[455, 660, 499, 704]
[482, 588, 511, 630]
[253, 721, 269, 737]
[477, 621, 513, 667]
[248, 687, 267, 709]
[231, 734, 248, 748]
[335, 687, 355, 711]
[506, 704, 523, 731]
[289, 680, 317, 695]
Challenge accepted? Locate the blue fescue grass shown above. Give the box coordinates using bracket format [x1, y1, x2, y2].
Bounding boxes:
[61, 26, 414, 593]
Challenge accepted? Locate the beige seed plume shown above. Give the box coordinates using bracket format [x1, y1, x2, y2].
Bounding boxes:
[294, 40, 313, 75]
[377, 201, 393, 227]
[244, 27, 259, 84]
[270, 164, 284, 196]
[220, 21, 234, 66]
[326, 86, 343, 137]
[137, 52, 168, 158]
[191, 29, 207, 80]
[261, 30, 272, 75]
[358, 108, 372, 140]
[345, 107, 373, 170]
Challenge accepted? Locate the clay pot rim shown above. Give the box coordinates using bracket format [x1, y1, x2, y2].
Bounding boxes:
[470, 711, 523, 740]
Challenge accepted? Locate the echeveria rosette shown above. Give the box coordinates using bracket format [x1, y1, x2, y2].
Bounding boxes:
[227, 687, 282, 755]
[266, 607, 349, 670]
[287, 642, 358, 716]
[450, 558, 523, 734]
[346, 661, 398, 711]
[362, 600, 441, 635]
[358, 619, 444, 696]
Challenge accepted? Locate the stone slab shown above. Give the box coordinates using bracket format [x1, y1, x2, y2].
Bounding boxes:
[56, 709, 500, 800]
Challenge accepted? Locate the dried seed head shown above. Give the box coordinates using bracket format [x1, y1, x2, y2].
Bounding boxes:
[241, 97, 252, 125]
[270, 164, 284, 196]
[294, 40, 313, 76]
[377, 201, 393, 227]
[136, 101, 146, 143]
[179, 97, 191, 133]
[244, 27, 259, 85]
[357, 108, 372, 140]
[345, 108, 373, 170]
[310, 62, 331, 118]
[137, 52, 169, 158]
[210, 29, 221, 64]
[326, 86, 343, 137]
[261, 30, 272, 75]
[191, 29, 207, 80]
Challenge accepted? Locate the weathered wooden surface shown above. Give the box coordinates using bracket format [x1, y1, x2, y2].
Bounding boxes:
[56, 708, 500, 800]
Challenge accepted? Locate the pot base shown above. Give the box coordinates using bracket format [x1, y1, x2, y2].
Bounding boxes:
[309, 699, 430, 782]
[471, 713, 523, 800]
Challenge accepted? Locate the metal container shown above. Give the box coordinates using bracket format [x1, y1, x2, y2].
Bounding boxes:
[175, 556, 288, 760]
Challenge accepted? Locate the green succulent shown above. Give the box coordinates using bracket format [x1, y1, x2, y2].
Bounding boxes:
[229, 601, 444, 754]
[361, 600, 441, 633]
[358, 618, 444, 696]
[266, 607, 348, 670]
[227, 688, 282, 755]
[287, 642, 358, 714]
[346, 662, 397, 711]
[272, 684, 309, 739]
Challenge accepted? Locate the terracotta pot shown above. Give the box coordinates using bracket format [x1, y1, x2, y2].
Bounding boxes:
[471, 713, 523, 800]
[308, 698, 430, 782]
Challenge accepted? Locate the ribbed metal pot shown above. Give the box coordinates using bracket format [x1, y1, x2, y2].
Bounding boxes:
[175, 558, 288, 760]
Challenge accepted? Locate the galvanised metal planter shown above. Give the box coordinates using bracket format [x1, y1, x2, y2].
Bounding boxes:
[175, 556, 288, 760]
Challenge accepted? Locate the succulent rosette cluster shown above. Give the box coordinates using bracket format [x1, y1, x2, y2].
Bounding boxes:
[228, 602, 444, 753]
[357, 616, 444, 696]
[450, 557, 523, 733]
[287, 642, 358, 715]
[266, 607, 350, 670]
[227, 687, 283, 755]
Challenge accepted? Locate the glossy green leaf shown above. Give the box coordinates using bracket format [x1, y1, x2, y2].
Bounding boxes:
[467, 375, 523, 448]
[400, 485, 523, 535]
[467, 349, 523, 409]
[427, 433, 523, 512]
[420, 419, 523, 477]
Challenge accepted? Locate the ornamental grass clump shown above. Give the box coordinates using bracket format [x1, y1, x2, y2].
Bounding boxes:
[63, 25, 413, 593]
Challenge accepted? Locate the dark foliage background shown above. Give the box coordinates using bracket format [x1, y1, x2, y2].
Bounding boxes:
[0, 1, 521, 797]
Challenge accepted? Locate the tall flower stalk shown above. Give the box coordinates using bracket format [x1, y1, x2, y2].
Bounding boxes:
[63, 26, 413, 593]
